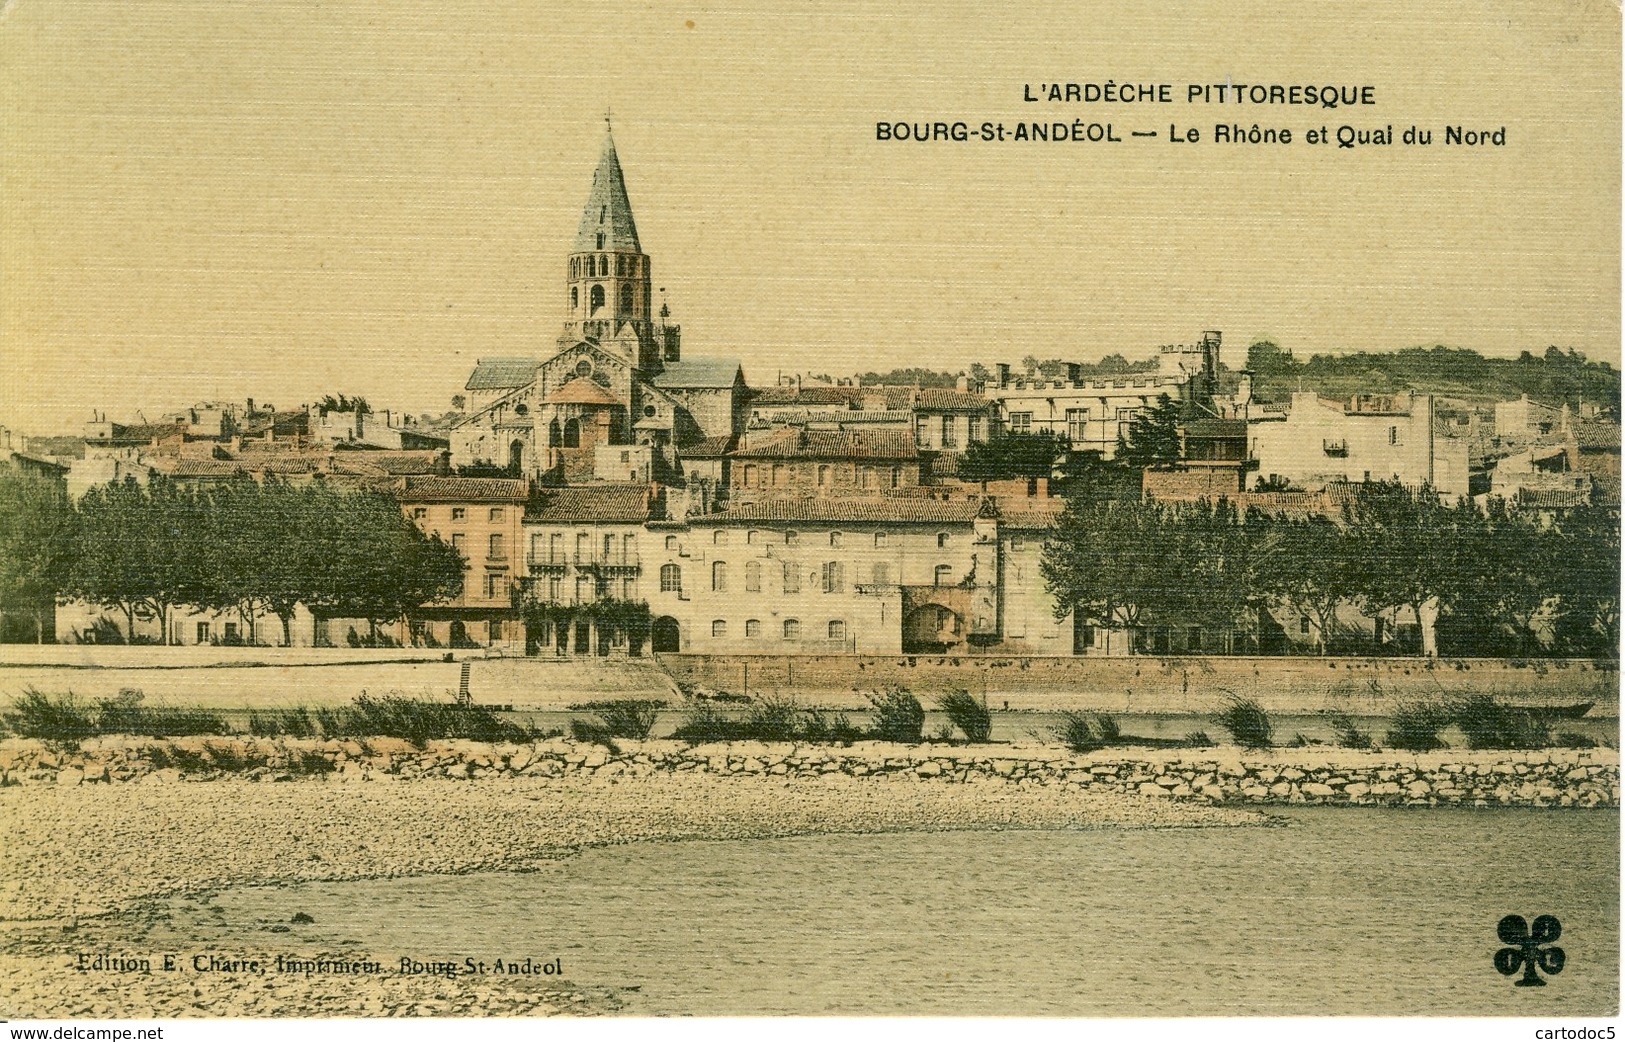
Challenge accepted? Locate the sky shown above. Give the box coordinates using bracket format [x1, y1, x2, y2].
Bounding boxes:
[1, 0, 1619, 433]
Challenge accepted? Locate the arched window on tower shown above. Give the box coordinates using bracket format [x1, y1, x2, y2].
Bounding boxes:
[598, 255, 608, 276]
[548, 420, 561, 446]
[621, 284, 634, 312]
[570, 287, 578, 310]
[590, 285, 605, 315]
[596, 233, 604, 249]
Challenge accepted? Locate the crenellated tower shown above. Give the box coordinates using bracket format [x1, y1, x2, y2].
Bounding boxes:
[558, 127, 678, 371]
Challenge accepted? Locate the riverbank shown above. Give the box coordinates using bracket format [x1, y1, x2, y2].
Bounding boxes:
[0, 760, 1253, 1017]
[1, 737, 1616, 1019]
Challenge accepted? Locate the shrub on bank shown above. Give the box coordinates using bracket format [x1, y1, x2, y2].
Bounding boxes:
[570, 699, 662, 741]
[1385, 701, 1450, 752]
[867, 687, 925, 743]
[1215, 696, 1273, 750]
[2, 689, 97, 742]
[936, 689, 991, 742]
[668, 697, 863, 745]
[1452, 695, 1552, 750]
[1328, 712, 1373, 749]
[1054, 711, 1101, 753]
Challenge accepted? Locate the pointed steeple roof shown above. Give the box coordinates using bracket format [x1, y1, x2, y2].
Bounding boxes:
[573, 132, 641, 253]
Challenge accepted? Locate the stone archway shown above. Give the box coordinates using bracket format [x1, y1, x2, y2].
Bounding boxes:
[651, 616, 681, 653]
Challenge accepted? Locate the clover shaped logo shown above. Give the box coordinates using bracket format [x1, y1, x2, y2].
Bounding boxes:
[1494, 914, 1565, 987]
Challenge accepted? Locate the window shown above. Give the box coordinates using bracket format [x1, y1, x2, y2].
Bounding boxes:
[783, 619, 801, 640]
[969, 415, 985, 443]
[940, 415, 956, 448]
[712, 561, 727, 591]
[622, 578, 635, 600]
[1009, 411, 1033, 434]
[224, 622, 239, 642]
[196, 622, 210, 643]
[576, 575, 593, 602]
[747, 529, 760, 545]
[489, 507, 505, 522]
[412, 507, 427, 519]
[872, 562, 890, 585]
[828, 620, 846, 641]
[874, 532, 887, 547]
[785, 530, 799, 545]
[660, 563, 681, 592]
[746, 619, 761, 637]
[1066, 408, 1090, 442]
[665, 535, 677, 550]
[745, 560, 761, 592]
[890, 467, 901, 488]
[829, 531, 842, 547]
[713, 530, 727, 545]
[548, 576, 561, 601]
[484, 574, 503, 599]
[937, 532, 949, 548]
[915, 415, 929, 445]
[489, 534, 505, 560]
[771, 463, 784, 486]
[1300, 617, 1312, 634]
[712, 620, 727, 638]
[934, 564, 953, 587]
[743, 464, 758, 486]
[489, 619, 503, 642]
[590, 284, 605, 314]
[621, 284, 634, 312]
[1389, 426, 1403, 445]
[452, 507, 467, 521]
[817, 464, 831, 486]
[860, 466, 874, 489]
[452, 533, 466, 553]
[570, 287, 578, 309]
[783, 561, 800, 593]
[822, 561, 844, 594]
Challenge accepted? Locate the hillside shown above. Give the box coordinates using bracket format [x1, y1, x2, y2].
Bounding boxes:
[1245, 342, 1621, 414]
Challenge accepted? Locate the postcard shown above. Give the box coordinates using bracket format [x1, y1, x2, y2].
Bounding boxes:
[0, 0, 1618, 1033]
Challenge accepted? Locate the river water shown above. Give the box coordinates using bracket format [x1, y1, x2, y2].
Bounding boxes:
[168, 808, 1617, 1017]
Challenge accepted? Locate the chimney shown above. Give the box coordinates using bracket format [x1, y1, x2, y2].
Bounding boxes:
[955, 375, 969, 392]
[1065, 362, 1082, 383]
[246, 398, 255, 414]
[1236, 370, 1254, 408]
[995, 363, 1011, 387]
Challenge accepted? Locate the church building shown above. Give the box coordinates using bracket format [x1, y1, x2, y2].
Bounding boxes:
[450, 129, 747, 480]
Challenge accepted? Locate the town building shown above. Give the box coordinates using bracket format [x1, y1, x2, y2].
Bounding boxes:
[395, 476, 529, 650]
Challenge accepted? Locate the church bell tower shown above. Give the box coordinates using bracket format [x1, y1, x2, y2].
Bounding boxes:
[560, 122, 668, 372]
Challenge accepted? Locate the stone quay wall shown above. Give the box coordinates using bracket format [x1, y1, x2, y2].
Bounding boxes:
[1, 737, 1615, 809]
[658, 653, 1620, 715]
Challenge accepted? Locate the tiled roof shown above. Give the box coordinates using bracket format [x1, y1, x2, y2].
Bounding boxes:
[1513, 488, 1592, 509]
[151, 458, 243, 477]
[547, 377, 623, 406]
[732, 428, 918, 461]
[95, 423, 187, 443]
[697, 497, 984, 525]
[750, 385, 862, 407]
[396, 476, 529, 503]
[998, 509, 1061, 531]
[914, 388, 990, 411]
[526, 484, 652, 524]
[651, 357, 743, 389]
[1569, 420, 1621, 452]
[464, 357, 539, 391]
[679, 435, 735, 458]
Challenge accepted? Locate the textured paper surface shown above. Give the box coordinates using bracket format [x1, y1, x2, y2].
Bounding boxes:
[0, 0, 1619, 1032]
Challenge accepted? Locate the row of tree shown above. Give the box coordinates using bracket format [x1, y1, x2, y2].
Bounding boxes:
[0, 468, 465, 645]
[1039, 485, 1620, 657]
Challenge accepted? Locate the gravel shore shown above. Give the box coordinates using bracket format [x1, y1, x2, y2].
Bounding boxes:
[1, 771, 1256, 1018]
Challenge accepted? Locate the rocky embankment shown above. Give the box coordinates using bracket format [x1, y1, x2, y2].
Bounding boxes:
[1, 734, 1617, 808]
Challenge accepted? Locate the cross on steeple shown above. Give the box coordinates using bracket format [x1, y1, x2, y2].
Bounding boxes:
[603, 107, 613, 132]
